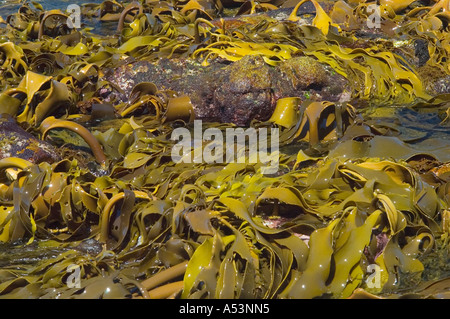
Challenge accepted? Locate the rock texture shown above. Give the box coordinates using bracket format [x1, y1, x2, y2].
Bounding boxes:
[104, 55, 350, 126]
[0, 114, 60, 163]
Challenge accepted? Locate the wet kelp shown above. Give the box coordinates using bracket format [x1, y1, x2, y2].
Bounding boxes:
[0, 0, 449, 299]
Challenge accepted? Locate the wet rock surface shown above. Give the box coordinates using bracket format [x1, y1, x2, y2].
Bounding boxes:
[104, 54, 350, 126]
[0, 115, 60, 163]
[213, 55, 276, 125]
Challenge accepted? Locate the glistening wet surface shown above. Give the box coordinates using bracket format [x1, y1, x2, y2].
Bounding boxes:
[0, 0, 450, 300]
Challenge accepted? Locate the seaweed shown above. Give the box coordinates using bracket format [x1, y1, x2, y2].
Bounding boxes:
[0, 0, 449, 299]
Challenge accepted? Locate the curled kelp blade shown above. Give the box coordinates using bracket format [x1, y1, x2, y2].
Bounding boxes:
[262, 99, 355, 147]
[99, 189, 152, 245]
[0, 42, 28, 86]
[118, 82, 165, 118]
[34, 80, 70, 125]
[0, 91, 24, 116]
[163, 95, 195, 123]
[29, 53, 57, 75]
[9, 71, 72, 125]
[40, 116, 108, 167]
[268, 97, 301, 128]
[38, 9, 74, 39]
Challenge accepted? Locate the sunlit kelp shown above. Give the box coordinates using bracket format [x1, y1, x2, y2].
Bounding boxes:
[0, 0, 449, 299]
[0, 114, 448, 298]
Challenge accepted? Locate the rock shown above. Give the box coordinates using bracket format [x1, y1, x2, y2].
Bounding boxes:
[213, 55, 276, 125]
[0, 114, 60, 163]
[426, 74, 450, 96]
[276, 56, 349, 101]
[103, 58, 227, 121]
[414, 39, 430, 67]
[278, 56, 329, 91]
[104, 54, 350, 126]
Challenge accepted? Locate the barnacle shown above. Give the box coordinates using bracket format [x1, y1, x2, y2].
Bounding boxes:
[0, 0, 449, 301]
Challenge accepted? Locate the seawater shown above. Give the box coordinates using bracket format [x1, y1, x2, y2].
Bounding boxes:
[0, 0, 115, 35]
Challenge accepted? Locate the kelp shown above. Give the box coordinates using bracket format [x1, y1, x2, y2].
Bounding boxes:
[0, 0, 449, 300]
[0, 111, 447, 298]
[0, 42, 28, 86]
[259, 98, 356, 146]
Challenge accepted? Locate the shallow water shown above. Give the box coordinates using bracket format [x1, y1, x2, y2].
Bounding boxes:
[0, 0, 115, 34]
[0, 0, 93, 14]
